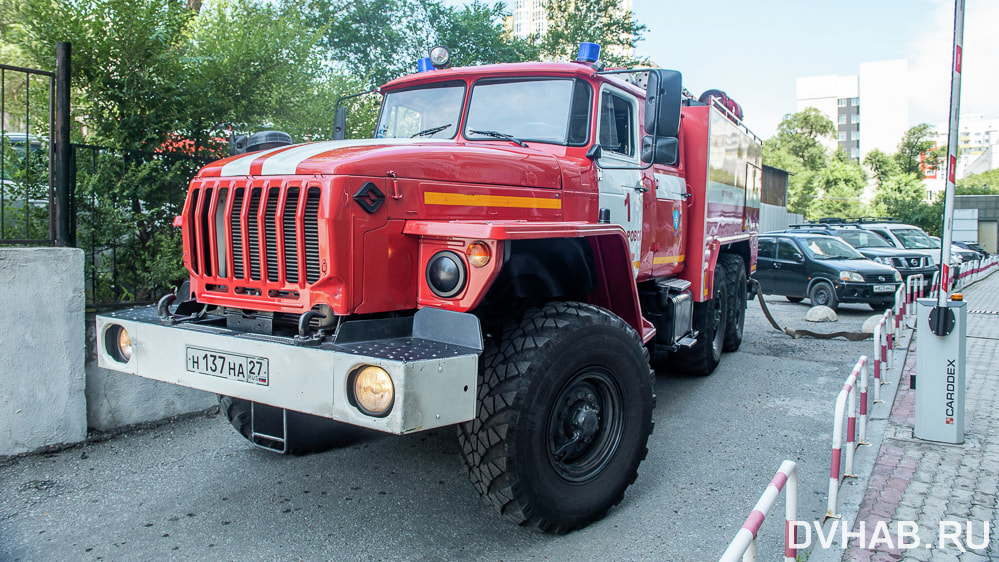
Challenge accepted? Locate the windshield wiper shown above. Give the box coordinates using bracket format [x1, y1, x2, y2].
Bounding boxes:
[411, 124, 452, 138]
[467, 129, 527, 147]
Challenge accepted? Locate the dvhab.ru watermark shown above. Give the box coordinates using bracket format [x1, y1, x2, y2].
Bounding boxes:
[790, 520, 990, 551]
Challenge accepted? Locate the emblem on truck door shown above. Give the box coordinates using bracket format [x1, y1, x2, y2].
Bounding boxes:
[354, 182, 386, 213]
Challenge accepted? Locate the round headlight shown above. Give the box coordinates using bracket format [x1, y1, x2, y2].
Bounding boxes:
[426, 250, 466, 298]
[350, 365, 394, 417]
[429, 45, 451, 69]
[105, 325, 132, 363]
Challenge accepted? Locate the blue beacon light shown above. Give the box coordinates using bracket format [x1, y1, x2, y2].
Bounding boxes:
[577, 42, 601, 63]
[417, 57, 433, 73]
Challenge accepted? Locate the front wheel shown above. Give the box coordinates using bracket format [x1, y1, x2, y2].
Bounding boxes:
[809, 281, 839, 310]
[457, 302, 654, 534]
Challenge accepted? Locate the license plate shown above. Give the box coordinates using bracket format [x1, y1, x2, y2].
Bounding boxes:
[186, 346, 269, 385]
[873, 284, 894, 293]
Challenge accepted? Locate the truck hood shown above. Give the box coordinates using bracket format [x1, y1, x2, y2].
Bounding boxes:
[198, 138, 563, 189]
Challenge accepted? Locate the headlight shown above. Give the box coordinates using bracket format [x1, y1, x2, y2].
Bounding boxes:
[874, 257, 891, 265]
[349, 365, 394, 417]
[105, 325, 132, 363]
[894, 270, 903, 282]
[839, 271, 864, 282]
[429, 45, 451, 69]
[426, 250, 467, 298]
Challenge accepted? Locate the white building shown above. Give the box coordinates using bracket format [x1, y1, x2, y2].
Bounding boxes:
[795, 60, 909, 162]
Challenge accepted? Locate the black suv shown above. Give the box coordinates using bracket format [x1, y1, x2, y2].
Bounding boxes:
[785, 224, 936, 292]
[753, 232, 902, 310]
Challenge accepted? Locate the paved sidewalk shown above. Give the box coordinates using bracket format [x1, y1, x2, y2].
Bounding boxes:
[835, 273, 999, 561]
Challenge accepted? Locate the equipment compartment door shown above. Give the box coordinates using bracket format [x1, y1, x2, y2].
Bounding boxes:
[597, 86, 643, 277]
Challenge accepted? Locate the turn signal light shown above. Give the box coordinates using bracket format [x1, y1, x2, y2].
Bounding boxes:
[466, 241, 491, 268]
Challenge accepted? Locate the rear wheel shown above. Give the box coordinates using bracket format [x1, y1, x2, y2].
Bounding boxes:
[720, 254, 746, 352]
[219, 396, 367, 455]
[672, 259, 729, 375]
[457, 302, 654, 534]
[809, 281, 839, 310]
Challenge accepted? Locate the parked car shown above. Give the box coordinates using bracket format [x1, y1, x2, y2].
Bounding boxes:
[785, 224, 936, 292]
[753, 232, 903, 310]
[816, 218, 959, 267]
[952, 241, 989, 257]
[928, 236, 981, 263]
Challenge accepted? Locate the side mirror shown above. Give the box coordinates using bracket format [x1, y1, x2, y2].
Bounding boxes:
[644, 69, 682, 138]
[586, 144, 602, 160]
[641, 135, 678, 165]
[333, 106, 347, 140]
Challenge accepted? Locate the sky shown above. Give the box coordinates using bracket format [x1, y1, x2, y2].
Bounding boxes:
[445, 0, 999, 140]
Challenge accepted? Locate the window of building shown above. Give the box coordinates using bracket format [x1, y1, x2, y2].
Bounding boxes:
[838, 131, 847, 141]
[838, 99, 848, 107]
[851, 114, 860, 124]
[851, 147, 860, 158]
[839, 115, 847, 125]
[850, 98, 860, 106]
[851, 131, 860, 140]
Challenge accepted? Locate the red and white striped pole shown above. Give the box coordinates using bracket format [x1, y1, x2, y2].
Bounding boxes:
[826, 357, 867, 521]
[720, 460, 799, 562]
[937, 0, 965, 303]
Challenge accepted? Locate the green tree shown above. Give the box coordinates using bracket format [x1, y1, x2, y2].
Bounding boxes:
[805, 158, 867, 220]
[894, 123, 941, 179]
[539, 0, 647, 66]
[305, 0, 537, 88]
[863, 148, 900, 187]
[872, 173, 928, 224]
[771, 107, 835, 171]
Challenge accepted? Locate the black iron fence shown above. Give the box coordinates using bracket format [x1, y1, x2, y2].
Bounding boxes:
[71, 144, 211, 308]
[0, 63, 56, 245]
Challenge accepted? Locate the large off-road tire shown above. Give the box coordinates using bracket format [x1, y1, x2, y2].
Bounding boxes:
[809, 281, 839, 310]
[219, 396, 367, 455]
[671, 259, 729, 375]
[720, 254, 747, 352]
[457, 302, 655, 534]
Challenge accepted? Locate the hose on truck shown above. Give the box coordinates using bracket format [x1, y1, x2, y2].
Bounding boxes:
[749, 279, 872, 341]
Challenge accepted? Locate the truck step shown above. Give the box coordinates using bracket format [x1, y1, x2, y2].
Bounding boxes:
[250, 402, 288, 454]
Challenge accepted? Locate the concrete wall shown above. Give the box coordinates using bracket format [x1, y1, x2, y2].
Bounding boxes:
[0, 248, 87, 456]
[85, 313, 217, 431]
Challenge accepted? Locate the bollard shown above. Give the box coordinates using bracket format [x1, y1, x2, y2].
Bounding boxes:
[826, 356, 868, 521]
[872, 314, 889, 403]
[720, 460, 799, 562]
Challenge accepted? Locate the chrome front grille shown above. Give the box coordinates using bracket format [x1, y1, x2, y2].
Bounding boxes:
[187, 180, 322, 288]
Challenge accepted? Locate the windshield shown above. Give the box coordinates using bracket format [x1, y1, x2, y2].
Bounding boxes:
[464, 78, 592, 145]
[802, 237, 865, 260]
[836, 230, 891, 248]
[892, 227, 936, 249]
[375, 81, 465, 139]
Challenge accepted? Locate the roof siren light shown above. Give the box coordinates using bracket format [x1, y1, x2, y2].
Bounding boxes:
[417, 57, 433, 73]
[429, 46, 451, 69]
[577, 42, 601, 63]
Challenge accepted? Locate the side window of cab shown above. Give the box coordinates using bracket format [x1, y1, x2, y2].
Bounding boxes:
[598, 89, 637, 159]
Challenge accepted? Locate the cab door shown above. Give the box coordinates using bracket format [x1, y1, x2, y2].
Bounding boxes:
[596, 85, 643, 277]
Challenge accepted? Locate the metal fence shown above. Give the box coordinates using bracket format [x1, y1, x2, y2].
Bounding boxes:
[0, 63, 56, 245]
[71, 144, 211, 308]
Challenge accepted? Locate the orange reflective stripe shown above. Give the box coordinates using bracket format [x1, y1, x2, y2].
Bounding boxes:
[424, 192, 562, 209]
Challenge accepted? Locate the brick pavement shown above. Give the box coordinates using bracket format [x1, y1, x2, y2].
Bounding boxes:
[839, 272, 999, 561]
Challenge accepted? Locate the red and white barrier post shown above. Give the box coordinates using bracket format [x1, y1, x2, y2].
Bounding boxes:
[826, 356, 868, 521]
[872, 312, 890, 403]
[720, 460, 799, 562]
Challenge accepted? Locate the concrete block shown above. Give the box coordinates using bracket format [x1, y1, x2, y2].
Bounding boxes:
[0, 248, 87, 457]
[85, 313, 217, 431]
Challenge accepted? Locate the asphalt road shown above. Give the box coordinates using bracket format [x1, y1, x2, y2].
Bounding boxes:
[0, 296, 885, 561]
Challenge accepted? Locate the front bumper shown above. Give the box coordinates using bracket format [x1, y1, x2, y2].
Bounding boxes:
[833, 281, 902, 304]
[96, 307, 482, 435]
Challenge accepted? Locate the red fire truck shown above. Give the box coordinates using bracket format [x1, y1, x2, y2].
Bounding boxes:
[97, 44, 761, 533]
